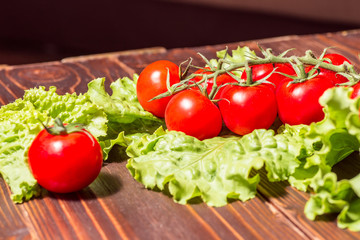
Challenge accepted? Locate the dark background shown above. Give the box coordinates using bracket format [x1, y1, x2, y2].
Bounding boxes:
[0, 0, 359, 65]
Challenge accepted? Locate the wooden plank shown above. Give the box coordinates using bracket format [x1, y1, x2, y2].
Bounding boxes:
[0, 180, 34, 239]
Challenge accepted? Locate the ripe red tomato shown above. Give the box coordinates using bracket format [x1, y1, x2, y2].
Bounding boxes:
[276, 76, 334, 125]
[137, 60, 180, 118]
[323, 53, 351, 65]
[190, 67, 237, 99]
[165, 89, 222, 140]
[351, 83, 360, 99]
[306, 53, 351, 85]
[28, 123, 103, 193]
[240, 63, 295, 90]
[218, 84, 277, 135]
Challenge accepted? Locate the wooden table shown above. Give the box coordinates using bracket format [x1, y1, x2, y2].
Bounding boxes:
[1, 29, 360, 240]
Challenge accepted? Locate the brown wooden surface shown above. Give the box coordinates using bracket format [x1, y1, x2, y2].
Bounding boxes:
[1, 30, 360, 240]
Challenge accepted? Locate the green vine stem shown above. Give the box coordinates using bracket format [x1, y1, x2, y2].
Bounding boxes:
[151, 47, 358, 101]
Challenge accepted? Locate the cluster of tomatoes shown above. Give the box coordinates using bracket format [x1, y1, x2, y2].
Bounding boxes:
[137, 52, 357, 140]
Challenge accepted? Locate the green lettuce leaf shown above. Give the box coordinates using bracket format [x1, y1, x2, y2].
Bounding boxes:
[0, 76, 160, 203]
[0, 101, 45, 202]
[86, 76, 164, 159]
[87, 76, 161, 124]
[338, 198, 360, 231]
[299, 87, 360, 231]
[216, 46, 256, 64]
[0, 86, 108, 202]
[126, 126, 313, 206]
[22, 86, 108, 138]
[208, 46, 256, 77]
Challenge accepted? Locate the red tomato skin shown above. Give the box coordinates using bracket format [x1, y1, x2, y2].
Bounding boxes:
[218, 84, 277, 135]
[241, 63, 295, 90]
[276, 77, 334, 125]
[305, 66, 348, 85]
[323, 53, 351, 65]
[306, 53, 351, 85]
[165, 90, 222, 140]
[137, 60, 180, 118]
[191, 67, 237, 99]
[28, 129, 103, 193]
[351, 83, 360, 99]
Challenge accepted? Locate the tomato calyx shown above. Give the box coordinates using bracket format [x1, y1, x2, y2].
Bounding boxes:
[336, 72, 360, 87]
[241, 62, 277, 87]
[42, 118, 85, 136]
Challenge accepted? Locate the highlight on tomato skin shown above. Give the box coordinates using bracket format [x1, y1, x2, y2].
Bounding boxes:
[164, 89, 223, 140]
[28, 127, 103, 193]
[136, 60, 180, 118]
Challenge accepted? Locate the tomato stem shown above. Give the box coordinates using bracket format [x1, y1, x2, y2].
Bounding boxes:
[151, 46, 359, 100]
[42, 118, 86, 136]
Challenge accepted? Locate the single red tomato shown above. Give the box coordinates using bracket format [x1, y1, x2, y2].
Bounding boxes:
[190, 67, 237, 99]
[28, 120, 103, 193]
[165, 89, 222, 140]
[276, 76, 334, 125]
[241, 63, 296, 90]
[306, 53, 352, 85]
[323, 53, 351, 65]
[218, 84, 277, 135]
[304, 65, 341, 85]
[137, 60, 180, 118]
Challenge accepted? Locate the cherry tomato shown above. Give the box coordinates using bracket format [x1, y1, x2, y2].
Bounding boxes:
[240, 63, 296, 90]
[137, 60, 180, 118]
[190, 67, 237, 99]
[165, 89, 222, 140]
[218, 84, 277, 135]
[323, 53, 351, 65]
[276, 76, 334, 125]
[306, 53, 352, 85]
[28, 123, 103, 193]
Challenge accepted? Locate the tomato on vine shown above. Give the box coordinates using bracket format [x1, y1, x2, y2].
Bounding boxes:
[240, 63, 295, 90]
[306, 53, 352, 85]
[190, 67, 237, 99]
[323, 53, 351, 66]
[276, 75, 334, 125]
[218, 83, 277, 135]
[137, 60, 180, 118]
[165, 89, 222, 140]
[28, 119, 103, 193]
[351, 83, 360, 99]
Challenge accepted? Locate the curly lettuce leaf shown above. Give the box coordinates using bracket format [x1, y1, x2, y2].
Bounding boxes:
[338, 199, 360, 232]
[208, 46, 256, 77]
[0, 101, 45, 202]
[304, 172, 355, 220]
[126, 127, 313, 207]
[304, 172, 360, 231]
[0, 76, 160, 203]
[300, 87, 360, 231]
[217, 46, 256, 63]
[86, 76, 164, 159]
[87, 76, 161, 124]
[0, 86, 109, 202]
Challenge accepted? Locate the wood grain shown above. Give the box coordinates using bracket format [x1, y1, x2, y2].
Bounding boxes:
[1, 29, 360, 239]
